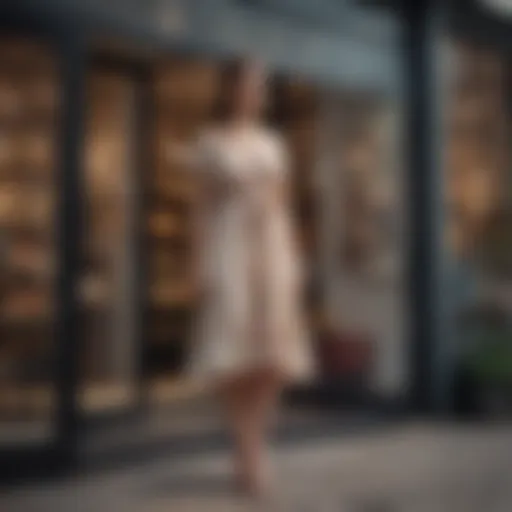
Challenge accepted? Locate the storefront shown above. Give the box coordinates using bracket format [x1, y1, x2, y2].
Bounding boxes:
[0, 0, 406, 477]
[6, 0, 508, 477]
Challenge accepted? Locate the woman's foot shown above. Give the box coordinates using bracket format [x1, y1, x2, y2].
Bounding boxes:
[235, 458, 273, 499]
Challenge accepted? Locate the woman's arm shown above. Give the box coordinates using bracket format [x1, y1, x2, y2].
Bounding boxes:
[166, 135, 210, 302]
[166, 130, 214, 171]
[190, 173, 209, 304]
[166, 140, 199, 169]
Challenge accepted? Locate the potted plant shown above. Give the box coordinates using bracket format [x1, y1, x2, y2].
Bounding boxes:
[453, 207, 512, 417]
[455, 301, 512, 418]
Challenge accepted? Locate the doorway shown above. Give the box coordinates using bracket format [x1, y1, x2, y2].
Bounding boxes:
[143, 59, 218, 408]
[143, 60, 322, 410]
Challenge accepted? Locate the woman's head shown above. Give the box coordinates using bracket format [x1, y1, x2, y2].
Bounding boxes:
[213, 57, 268, 123]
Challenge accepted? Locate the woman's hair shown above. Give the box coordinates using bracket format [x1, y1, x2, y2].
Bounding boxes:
[211, 58, 249, 122]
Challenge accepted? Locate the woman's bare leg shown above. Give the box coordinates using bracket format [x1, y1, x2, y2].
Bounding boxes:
[219, 369, 284, 496]
[219, 375, 254, 489]
[243, 369, 284, 494]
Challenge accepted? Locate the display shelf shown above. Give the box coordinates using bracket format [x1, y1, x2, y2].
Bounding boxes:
[144, 59, 214, 371]
[0, 41, 58, 424]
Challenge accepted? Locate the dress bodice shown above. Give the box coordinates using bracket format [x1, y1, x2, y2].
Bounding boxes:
[196, 126, 286, 203]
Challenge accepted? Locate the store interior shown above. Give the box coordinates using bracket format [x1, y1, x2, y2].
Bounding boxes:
[0, 40, 59, 444]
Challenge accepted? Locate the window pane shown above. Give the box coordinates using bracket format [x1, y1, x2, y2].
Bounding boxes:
[79, 71, 140, 415]
[0, 40, 59, 446]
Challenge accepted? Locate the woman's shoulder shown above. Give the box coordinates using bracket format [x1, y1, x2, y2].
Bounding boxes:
[257, 126, 288, 156]
[258, 126, 289, 170]
[258, 125, 285, 143]
[194, 127, 227, 165]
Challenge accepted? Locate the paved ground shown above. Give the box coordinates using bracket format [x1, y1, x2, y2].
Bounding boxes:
[2, 421, 512, 511]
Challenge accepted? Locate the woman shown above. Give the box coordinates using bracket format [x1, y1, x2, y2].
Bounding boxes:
[172, 58, 313, 497]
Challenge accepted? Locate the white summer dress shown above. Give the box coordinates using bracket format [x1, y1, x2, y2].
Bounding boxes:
[187, 126, 314, 385]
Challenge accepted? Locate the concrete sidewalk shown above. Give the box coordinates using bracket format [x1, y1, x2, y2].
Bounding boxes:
[2, 422, 512, 511]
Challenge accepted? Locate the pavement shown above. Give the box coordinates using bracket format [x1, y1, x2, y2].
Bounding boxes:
[2, 421, 512, 512]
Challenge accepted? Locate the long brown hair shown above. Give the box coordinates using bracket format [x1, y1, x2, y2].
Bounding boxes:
[211, 57, 272, 122]
[211, 58, 248, 122]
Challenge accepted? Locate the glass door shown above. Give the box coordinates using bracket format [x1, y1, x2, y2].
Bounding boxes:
[78, 67, 141, 418]
[145, 59, 217, 407]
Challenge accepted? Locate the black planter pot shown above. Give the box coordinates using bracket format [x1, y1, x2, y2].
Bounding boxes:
[453, 365, 483, 418]
[478, 383, 512, 418]
[453, 363, 512, 419]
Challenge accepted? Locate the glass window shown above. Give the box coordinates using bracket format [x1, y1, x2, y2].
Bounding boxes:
[79, 71, 140, 415]
[312, 89, 407, 398]
[0, 40, 59, 446]
[146, 60, 217, 407]
[446, 43, 509, 261]
[446, 41, 512, 415]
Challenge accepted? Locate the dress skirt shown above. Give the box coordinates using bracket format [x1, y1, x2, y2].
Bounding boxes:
[185, 128, 315, 387]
